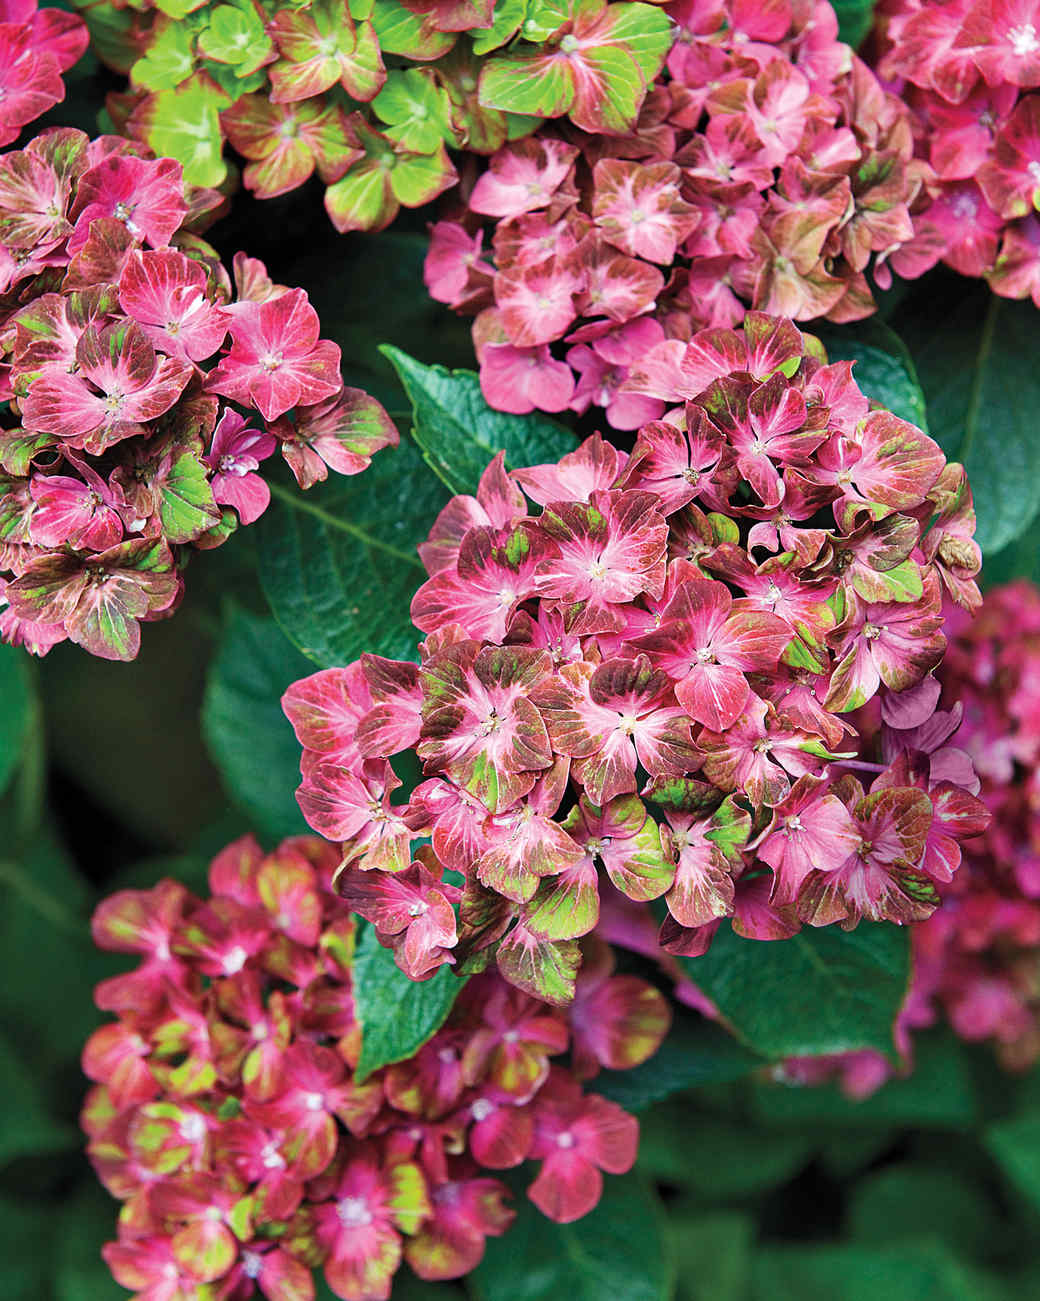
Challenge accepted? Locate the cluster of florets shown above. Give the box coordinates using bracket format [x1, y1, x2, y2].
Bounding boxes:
[282, 313, 987, 1005]
[870, 0, 1040, 303]
[0, 127, 396, 660]
[83, 834, 667, 1300]
[74, 0, 672, 232]
[424, 0, 923, 420]
[0, 0, 88, 147]
[765, 582, 1040, 1099]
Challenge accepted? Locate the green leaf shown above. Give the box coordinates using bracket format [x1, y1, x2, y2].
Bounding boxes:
[52, 1179, 125, 1301]
[0, 1032, 79, 1165]
[381, 346, 574, 495]
[473, 1173, 674, 1301]
[978, 526, 1040, 588]
[638, 1104, 813, 1195]
[0, 1194, 62, 1300]
[353, 923, 466, 1081]
[830, 0, 876, 48]
[669, 1212, 752, 1301]
[0, 643, 31, 801]
[0, 825, 108, 1079]
[201, 608, 313, 842]
[985, 1109, 1040, 1214]
[897, 282, 1040, 555]
[811, 319, 929, 432]
[848, 1165, 1004, 1262]
[750, 1242, 1010, 1301]
[677, 921, 911, 1060]
[594, 1007, 760, 1111]
[256, 439, 448, 668]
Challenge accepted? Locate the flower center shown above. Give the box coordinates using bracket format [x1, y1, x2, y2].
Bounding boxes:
[304, 1091, 325, 1112]
[951, 193, 978, 220]
[337, 1196, 373, 1228]
[407, 901, 428, 918]
[472, 1098, 495, 1122]
[242, 1251, 264, 1280]
[556, 1132, 576, 1148]
[863, 623, 882, 641]
[1008, 22, 1040, 55]
[784, 814, 803, 833]
[113, 201, 141, 237]
[180, 1113, 206, 1144]
[223, 945, 248, 974]
[261, 1142, 285, 1170]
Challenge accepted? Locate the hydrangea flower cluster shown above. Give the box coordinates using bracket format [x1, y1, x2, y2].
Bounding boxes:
[871, 0, 1040, 303]
[0, 0, 89, 147]
[83, 833, 667, 1300]
[282, 313, 987, 1005]
[779, 582, 1040, 1097]
[425, 0, 923, 420]
[75, 0, 672, 232]
[0, 127, 396, 660]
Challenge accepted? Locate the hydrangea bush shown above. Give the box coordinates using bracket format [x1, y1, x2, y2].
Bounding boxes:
[0, 127, 396, 660]
[83, 833, 668, 1299]
[424, 0, 922, 418]
[0, 2, 1039, 1299]
[869, 0, 1040, 303]
[73, 0, 673, 231]
[280, 313, 987, 1004]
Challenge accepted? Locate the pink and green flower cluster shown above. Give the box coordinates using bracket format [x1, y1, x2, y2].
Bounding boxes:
[425, 0, 923, 420]
[0, 0, 89, 147]
[283, 313, 987, 1006]
[84, 833, 667, 1300]
[781, 581, 1040, 1097]
[870, 0, 1040, 303]
[75, 0, 673, 232]
[0, 127, 396, 661]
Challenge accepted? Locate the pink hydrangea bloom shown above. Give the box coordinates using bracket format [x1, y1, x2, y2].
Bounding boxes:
[870, 0, 1040, 296]
[84, 834, 668, 1299]
[0, 0, 88, 147]
[426, 1, 923, 417]
[284, 314, 985, 1002]
[0, 128, 395, 660]
[758, 582, 1040, 1099]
